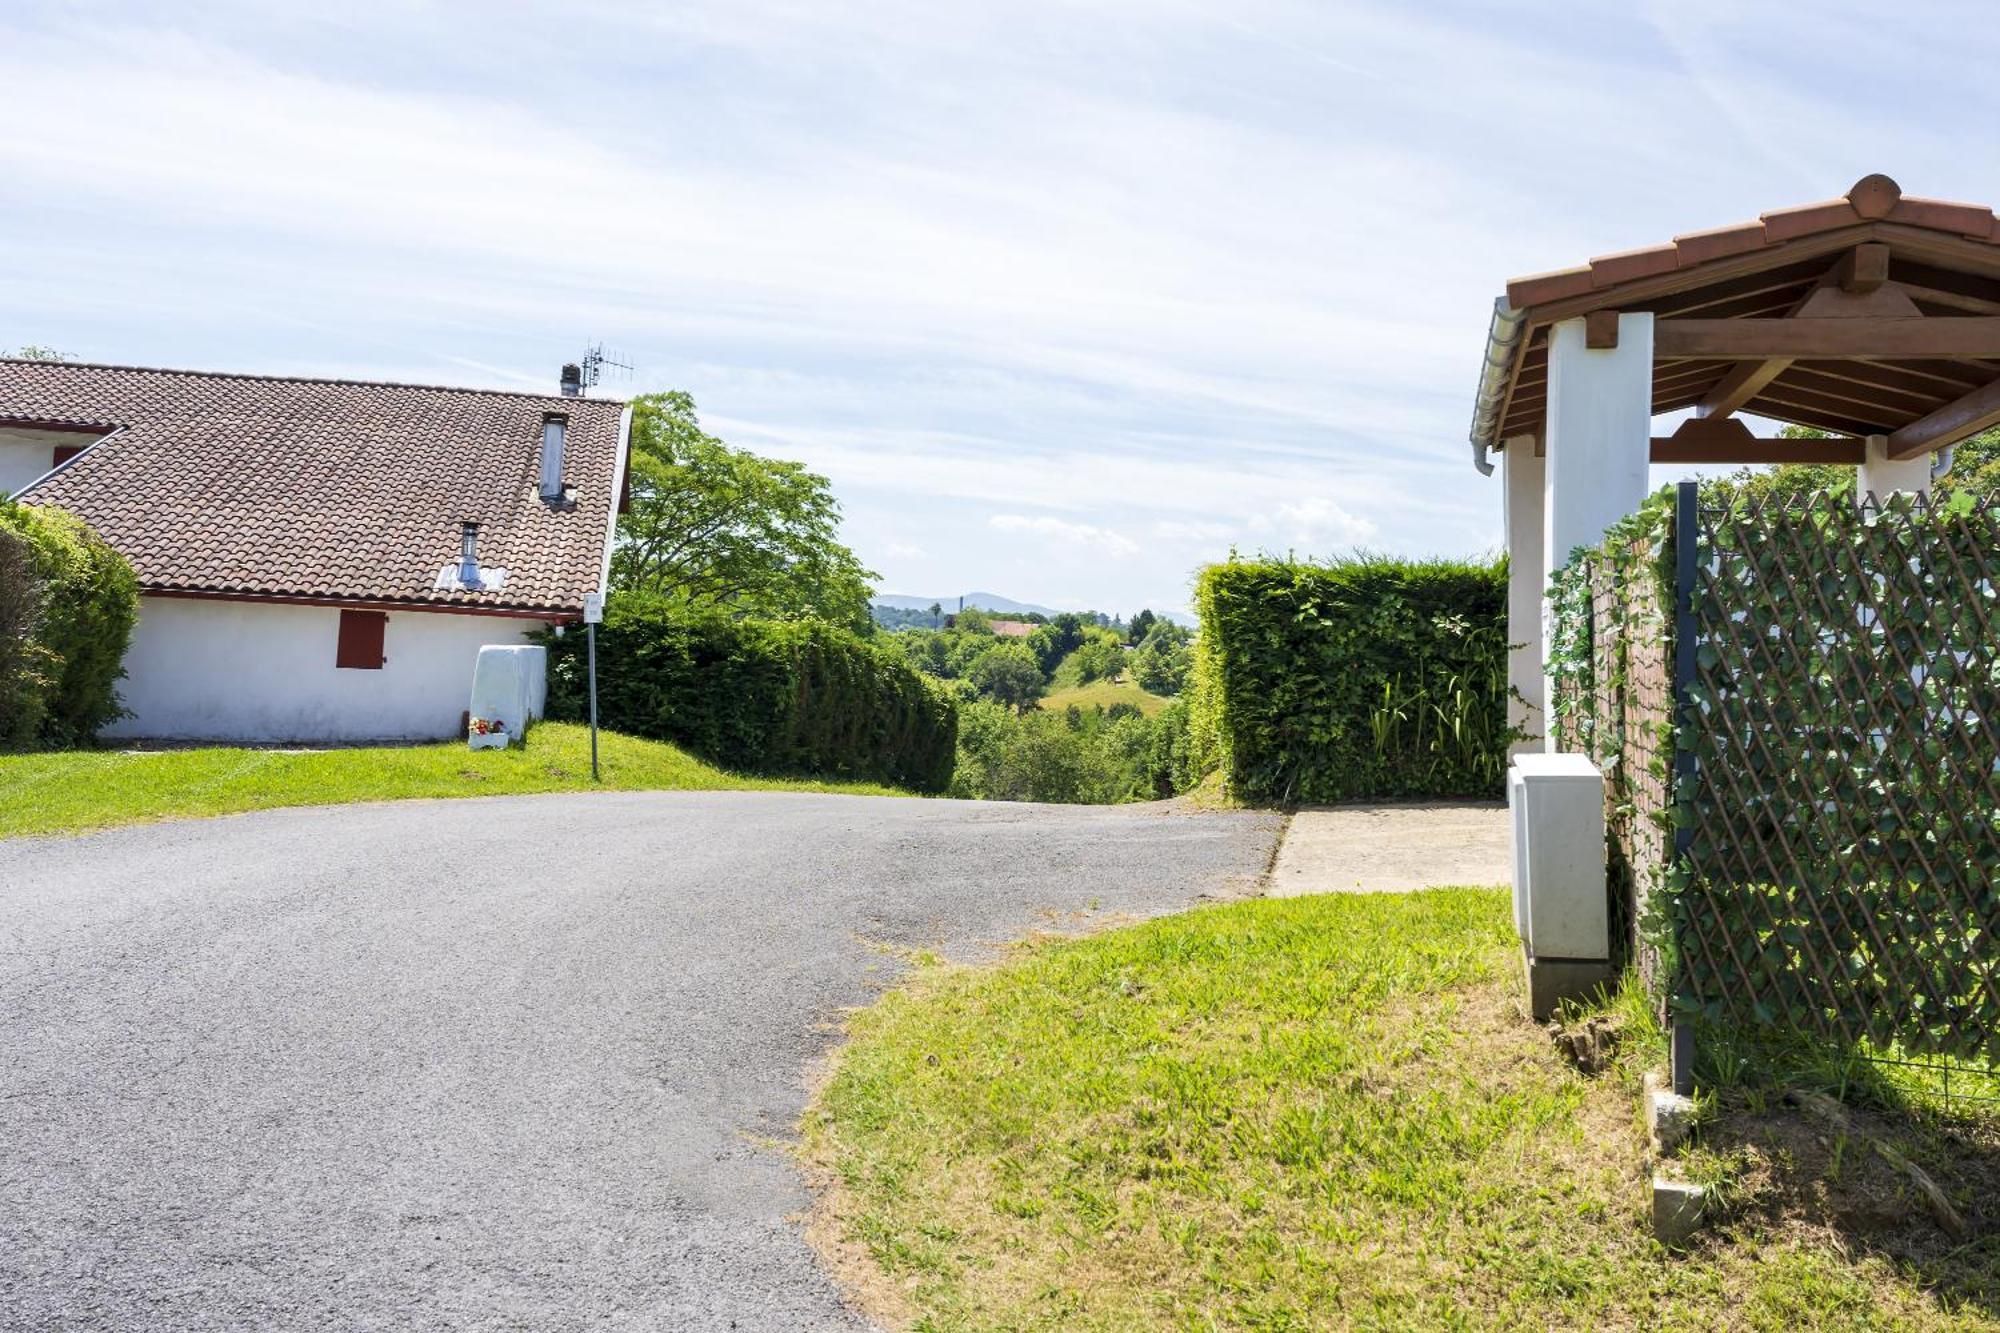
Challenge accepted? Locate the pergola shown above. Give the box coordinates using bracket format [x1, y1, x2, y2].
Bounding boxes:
[1470, 173, 2000, 749]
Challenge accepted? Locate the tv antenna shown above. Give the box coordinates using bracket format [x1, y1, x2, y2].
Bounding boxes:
[578, 342, 633, 394]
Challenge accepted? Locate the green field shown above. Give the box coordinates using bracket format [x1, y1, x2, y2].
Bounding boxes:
[1039, 676, 1172, 716]
[0, 722, 907, 840]
[807, 888, 1998, 1330]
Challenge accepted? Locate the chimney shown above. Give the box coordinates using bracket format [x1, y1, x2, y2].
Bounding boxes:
[559, 363, 583, 397]
[540, 414, 567, 501]
[459, 522, 481, 585]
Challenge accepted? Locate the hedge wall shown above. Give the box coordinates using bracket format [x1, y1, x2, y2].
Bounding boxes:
[1191, 555, 1512, 804]
[0, 501, 139, 750]
[541, 603, 958, 792]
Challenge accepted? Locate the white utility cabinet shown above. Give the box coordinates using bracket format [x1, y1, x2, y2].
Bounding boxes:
[1508, 752, 1613, 1016]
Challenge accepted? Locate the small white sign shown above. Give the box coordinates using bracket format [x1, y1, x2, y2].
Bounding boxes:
[582, 592, 605, 624]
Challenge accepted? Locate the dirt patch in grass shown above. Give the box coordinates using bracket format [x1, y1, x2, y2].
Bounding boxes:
[803, 890, 2000, 1330]
[1688, 1090, 2000, 1312]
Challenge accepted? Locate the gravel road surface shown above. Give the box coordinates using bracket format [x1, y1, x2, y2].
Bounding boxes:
[0, 791, 1281, 1331]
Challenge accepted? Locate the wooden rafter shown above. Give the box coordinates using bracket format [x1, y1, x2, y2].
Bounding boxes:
[1698, 357, 1792, 418]
[1886, 373, 2000, 458]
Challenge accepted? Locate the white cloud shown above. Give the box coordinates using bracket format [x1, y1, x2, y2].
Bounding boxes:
[1254, 497, 1380, 554]
[989, 514, 1141, 558]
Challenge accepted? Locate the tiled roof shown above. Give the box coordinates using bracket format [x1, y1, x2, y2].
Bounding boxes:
[1473, 175, 2000, 453]
[1502, 174, 2000, 310]
[4, 360, 627, 616]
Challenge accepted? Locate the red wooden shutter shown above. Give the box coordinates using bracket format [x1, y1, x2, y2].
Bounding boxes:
[335, 610, 387, 669]
[52, 444, 85, 467]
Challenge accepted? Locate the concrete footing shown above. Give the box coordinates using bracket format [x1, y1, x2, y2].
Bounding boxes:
[1644, 1070, 1697, 1155]
[1651, 1174, 1708, 1247]
[1522, 949, 1614, 1021]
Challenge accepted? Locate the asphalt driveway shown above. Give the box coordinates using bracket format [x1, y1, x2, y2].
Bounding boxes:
[0, 791, 1282, 1331]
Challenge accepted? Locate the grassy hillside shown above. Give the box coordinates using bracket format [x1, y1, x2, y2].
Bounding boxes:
[0, 722, 908, 840]
[1039, 676, 1172, 717]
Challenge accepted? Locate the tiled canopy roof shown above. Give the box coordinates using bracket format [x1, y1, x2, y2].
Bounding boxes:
[5, 360, 628, 617]
[1473, 175, 2000, 452]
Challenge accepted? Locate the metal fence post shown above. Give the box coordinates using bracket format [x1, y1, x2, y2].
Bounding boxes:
[1669, 479, 1699, 1097]
[588, 621, 600, 783]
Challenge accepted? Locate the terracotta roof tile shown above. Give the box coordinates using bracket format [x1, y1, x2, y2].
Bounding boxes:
[4, 360, 627, 617]
[1669, 220, 1768, 267]
[1756, 198, 1861, 243]
[1888, 196, 1997, 237]
[1588, 242, 1681, 287]
[1506, 265, 1596, 309]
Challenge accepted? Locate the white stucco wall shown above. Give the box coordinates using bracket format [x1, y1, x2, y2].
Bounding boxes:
[103, 596, 550, 743]
[0, 426, 92, 497]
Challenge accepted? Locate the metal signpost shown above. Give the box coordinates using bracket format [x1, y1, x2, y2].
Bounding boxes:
[583, 591, 604, 782]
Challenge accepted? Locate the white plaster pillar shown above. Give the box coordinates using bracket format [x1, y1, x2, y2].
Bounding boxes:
[1502, 437, 1546, 755]
[1857, 433, 1932, 505]
[1543, 312, 1655, 747]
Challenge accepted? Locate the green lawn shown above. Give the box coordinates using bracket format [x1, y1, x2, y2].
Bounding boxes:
[1039, 676, 1172, 716]
[0, 722, 906, 840]
[806, 888, 1998, 1331]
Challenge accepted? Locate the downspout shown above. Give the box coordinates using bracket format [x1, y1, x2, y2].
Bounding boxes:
[1469, 297, 1527, 477]
[1932, 444, 1956, 484]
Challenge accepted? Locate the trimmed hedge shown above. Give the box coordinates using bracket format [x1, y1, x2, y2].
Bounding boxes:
[1192, 555, 1512, 804]
[542, 603, 957, 792]
[0, 501, 139, 750]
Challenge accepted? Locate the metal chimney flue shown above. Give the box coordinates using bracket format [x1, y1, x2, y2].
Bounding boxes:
[459, 522, 480, 585]
[559, 363, 583, 397]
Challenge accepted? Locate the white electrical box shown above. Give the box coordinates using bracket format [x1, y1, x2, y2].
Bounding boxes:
[1508, 753, 1609, 963]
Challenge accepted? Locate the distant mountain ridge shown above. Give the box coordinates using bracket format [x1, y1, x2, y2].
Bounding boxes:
[872, 591, 1059, 617]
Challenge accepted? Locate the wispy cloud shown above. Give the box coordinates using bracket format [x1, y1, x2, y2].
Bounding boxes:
[989, 514, 1141, 558]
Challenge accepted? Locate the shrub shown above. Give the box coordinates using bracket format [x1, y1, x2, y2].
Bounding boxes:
[0, 524, 55, 750]
[948, 698, 1199, 804]
[0, 501, 138, 748]
[1192, 554, 1511, 804]
[540, 601, 957, 792]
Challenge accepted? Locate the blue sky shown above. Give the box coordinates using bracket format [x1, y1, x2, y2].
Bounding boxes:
[6, 1, 1996, 616]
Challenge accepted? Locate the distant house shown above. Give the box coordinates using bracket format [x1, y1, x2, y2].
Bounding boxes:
[1, 359, 629, 742]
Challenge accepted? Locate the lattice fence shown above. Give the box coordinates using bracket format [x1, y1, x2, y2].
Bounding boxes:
[1678, 488, 2000, 1066]
[1550, 483, 2000, 1077]
[1550, 534, 1673, 981]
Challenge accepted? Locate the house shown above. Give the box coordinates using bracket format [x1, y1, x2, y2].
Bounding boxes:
[1, 358, 629, 742]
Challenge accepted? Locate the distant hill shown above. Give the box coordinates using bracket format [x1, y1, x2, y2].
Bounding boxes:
[873, 591, 1059, 617]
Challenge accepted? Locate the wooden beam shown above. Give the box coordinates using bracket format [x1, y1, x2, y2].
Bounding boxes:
[1650, 417, 1864, 465]
[1655, 317, 2000, 359]
[1584, 310, 1619, 349]
[1885, 372, 2000, 458]
[1792, 281, 1922, 319]
[1836, 242, 1891, 294]
[1697, 357, 1792, 418]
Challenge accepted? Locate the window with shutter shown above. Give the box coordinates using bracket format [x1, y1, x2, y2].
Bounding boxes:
[335, 610, 387, 670]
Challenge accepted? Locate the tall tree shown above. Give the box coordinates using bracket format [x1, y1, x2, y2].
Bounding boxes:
[610, 391, 876, 633]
